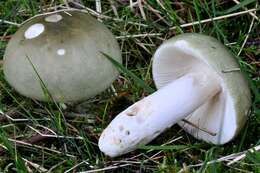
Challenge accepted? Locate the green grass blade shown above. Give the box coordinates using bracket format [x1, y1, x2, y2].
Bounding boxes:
[221, 0, 256, 14]
[101, 52, 155, 94]
[198, 147, 216, 173]
[193, 0, 202, 32]
[138, 144, 194, 151]
[0, 128, 27, 172]
[26, 56, 67, 133]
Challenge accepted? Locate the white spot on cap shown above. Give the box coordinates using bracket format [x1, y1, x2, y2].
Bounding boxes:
[45, 14, 63, 23]
[24, 23, 45, 39]
[57, 49, 66, 56]
[174, 40, 189, 48]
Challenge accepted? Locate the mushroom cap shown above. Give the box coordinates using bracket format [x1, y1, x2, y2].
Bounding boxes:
[4, 10, 122, 102]
[152, 33, 251, 144]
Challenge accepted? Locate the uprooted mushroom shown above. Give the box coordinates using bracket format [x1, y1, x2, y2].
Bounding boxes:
[99, 33, 251, 157]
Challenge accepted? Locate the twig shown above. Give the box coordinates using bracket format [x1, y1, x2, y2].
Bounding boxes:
[181, 119, 217, 136]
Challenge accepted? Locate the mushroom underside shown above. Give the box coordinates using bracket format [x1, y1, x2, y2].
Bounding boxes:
[153, 43, 238, 144]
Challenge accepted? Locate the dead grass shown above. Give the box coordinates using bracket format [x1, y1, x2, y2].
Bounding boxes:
[0, 0, 259, 172]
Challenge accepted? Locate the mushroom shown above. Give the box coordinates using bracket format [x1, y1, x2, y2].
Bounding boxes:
[98, 33, 251, 157]
[3, 9, 121, 102]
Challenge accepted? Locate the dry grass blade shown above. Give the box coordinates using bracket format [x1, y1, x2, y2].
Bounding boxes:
[0, 19, 20, 26]
[47, 160, 67, 173]
[0, 129, 52, 155]
[82, 6, 148, 26]
[178, 145, 260, 173]
[0, 109, 50, 122]
[232, 0, 259, 21]
[116, 8, 259, 39]
[227, 145, 260, 165]
[65, 161, 94, 173]
[170, 8, 258, 30]
[23, 158, 48, 173]
[95, 0, 102, 22]
[78, 163, 131, 173]
[138, 0, 146, 20]
[7, 138, 76, 158]
[63, 0, 70, 8]
[95, 0, 102, 13]
[116, 33, 162, 39]
[237, 4, 257, 56]
[28, 125, 84, 140]
[0, 110, 19, 122]
[108, 0, 119, 18]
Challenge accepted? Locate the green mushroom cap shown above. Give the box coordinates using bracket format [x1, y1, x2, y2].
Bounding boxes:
[4, 10, 122, 102]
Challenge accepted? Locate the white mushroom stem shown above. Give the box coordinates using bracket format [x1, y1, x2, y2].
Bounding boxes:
[99, 72, 221, 157]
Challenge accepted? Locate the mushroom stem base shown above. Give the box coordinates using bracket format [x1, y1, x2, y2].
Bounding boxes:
[99, 72, 221, 157]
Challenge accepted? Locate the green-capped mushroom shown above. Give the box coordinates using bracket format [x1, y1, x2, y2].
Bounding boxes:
[4, 9, 122, 102]
[98, 33, 251, 157]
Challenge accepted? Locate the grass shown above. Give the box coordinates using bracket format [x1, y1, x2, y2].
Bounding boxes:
[0, 0, 259, 172]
